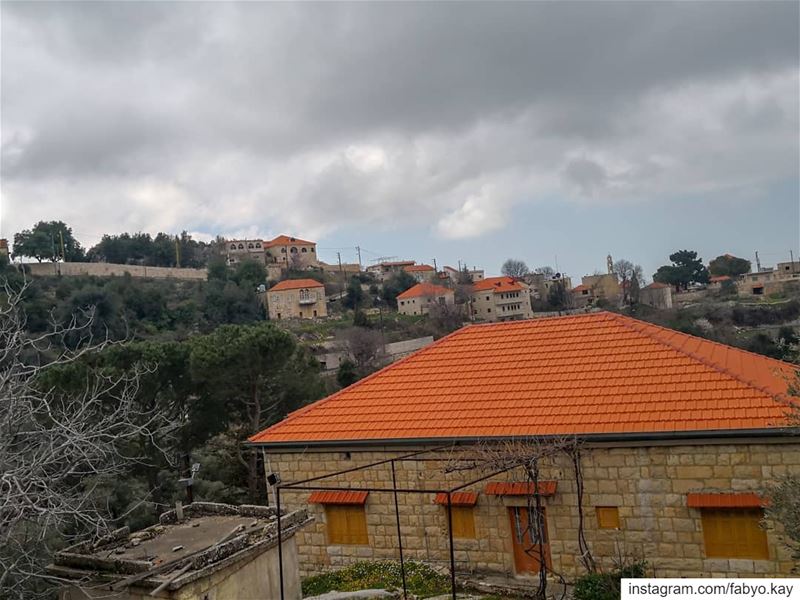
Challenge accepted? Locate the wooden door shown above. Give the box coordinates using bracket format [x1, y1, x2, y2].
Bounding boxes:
[508, 506, 551, 574]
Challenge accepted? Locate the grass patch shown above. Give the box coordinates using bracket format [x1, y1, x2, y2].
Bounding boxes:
[302, 560, 450, 598]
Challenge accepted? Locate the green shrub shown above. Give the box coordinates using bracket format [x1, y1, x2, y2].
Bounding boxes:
[573, 561, 647, 600]
[301, 560, 450, 598]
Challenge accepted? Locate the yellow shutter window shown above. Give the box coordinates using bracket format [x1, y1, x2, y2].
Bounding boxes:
[596, 506, 621, 530]
[449, 506, 476, 539]
[701, 508, 769, 560]
[325, 504, 368, 545]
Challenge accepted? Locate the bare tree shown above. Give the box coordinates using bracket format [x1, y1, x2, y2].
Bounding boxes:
[0, 283, 172, 599]
[534, 266, 556, 278]
[339, 326, 385, 371]
[612, 259, 644, 305]
[502, 258, 530, 279]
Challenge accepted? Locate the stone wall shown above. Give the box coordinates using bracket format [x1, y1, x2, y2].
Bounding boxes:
[22, 262, 207, 281]
[265, 440, 800, 580]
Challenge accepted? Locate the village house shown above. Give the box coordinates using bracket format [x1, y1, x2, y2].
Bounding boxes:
[579, 273, 622, 306]
[265, 235, 319, 268]
[225, 239, 267, 265]
[250, 312, 800, 583]
[441, 265, 485, 283]
[267, 279, 327, 320]
[638, 281, 673, 309]
[366, 260, 416, 282]
[403, 264, 437, 283]
[396, 282, 455, 316]
[469, 276, 533, 322]
[570, 283, 593, 308]
[51, 503, 311, 600]
[736, 261, 800, 297]
[708, 275, 732, 290]
[523, 272, 573, 301]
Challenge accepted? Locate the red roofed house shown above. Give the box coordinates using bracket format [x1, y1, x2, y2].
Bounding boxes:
[250, 312, 799, 581]
[639, 281, 673, 309]
[267, 278, 327, 320]
[264, 235, 318, 268]
[469, 276, 533, 321]
[403, 264, 437, 283]
[396, 283, 455, 316]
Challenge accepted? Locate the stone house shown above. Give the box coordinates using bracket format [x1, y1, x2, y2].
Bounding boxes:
[469, 276, 533, 322]
[708, 275, 732, 290]
[366, 260, 416, 282]
[442, 265, 485, 283]
[580, 273, 621, 306]
[396, 282, 455, 316]
[524, 273, 573, 301]
[267, 279, 327, 320]
[736, 264, 800, 297]
[639, 282, 673, 309]
[403, 264, 437, 283]
[250, 312, 799, 582]
[264, 235, 318, 269]
[51, 503, 310, 600]
[570, 284, 593, 308]
[225, 239, 266, 265]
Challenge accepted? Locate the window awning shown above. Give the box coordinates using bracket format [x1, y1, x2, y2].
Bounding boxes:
[687, 492, 768, 508]
[485, 481, 557, 497]
[433, 492, 479, 506]
[308, 491, 368, 505]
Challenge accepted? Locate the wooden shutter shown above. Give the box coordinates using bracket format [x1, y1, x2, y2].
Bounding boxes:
[596, 506, 621, 530]
[701, 508, 768, 560]
[449, 506, 476, 539]
[325, 504, 368, 545]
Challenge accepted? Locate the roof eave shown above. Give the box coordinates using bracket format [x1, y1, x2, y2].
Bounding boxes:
[247, 427, 797, 449]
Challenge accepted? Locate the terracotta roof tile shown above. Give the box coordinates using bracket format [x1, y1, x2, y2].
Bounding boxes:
[686, 492, 768, 508]
[485, 481, 558, 496]
[249, 312, 797, 446]
[397, 282, 454, 300]
[269, 278, 324, 292]
[307, 491, 368, 505]
[264, 235, 315, 248]
[404, 264, 435, 272]
[433, 492, 479, 506]
[472, 276, 524, 294]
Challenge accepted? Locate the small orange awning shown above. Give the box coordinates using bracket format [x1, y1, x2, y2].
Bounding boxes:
[485, 481, 557, 497]
[687, 492, 768, 508]
[308, 491, 368, 505]
[434, 492, 479, 506]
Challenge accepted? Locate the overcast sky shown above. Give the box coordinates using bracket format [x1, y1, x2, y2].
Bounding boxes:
[2, 2, 798, 278]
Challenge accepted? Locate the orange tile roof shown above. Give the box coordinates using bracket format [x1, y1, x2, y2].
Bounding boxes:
[268, 278, 324, 292]
[686, 492, 768, 508]
[709, 276, 731, 283]
[485, 481, 558, 496]
[308, 491, 368, 505]
[572, 284, 591, 292]
[472, 276, 524, 294]
[396, 282, 454, 300]
[404, 264, 435, 272]
[264, 234, 315, 247]
[249, 312, 797, 446]
[433, 492, 479, 506]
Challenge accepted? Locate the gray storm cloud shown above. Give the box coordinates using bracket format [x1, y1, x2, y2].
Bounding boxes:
[1, 1, 797, 244]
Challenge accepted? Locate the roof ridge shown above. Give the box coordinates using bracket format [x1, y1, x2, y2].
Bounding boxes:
[247, 324, 475, 443]
[604, 312, 795, 404]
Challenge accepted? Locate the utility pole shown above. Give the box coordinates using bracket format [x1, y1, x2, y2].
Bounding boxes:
[356, 246, 362, 270]
[337, 252, 345, 292]
[790, 250, 796, 273]
[433, 258, 438, 272]
[755, 251, 762, 272]
[59, 230, 66, 262]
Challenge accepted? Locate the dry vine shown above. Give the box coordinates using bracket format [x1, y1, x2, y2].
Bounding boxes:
[446, 437, 595, 600]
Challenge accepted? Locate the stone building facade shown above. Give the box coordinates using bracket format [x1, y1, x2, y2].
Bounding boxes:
[265, 440, 799, 579]
[267, 278, 327, 320]
[469, 276, 533, 321]
[396, 282, 455, 316]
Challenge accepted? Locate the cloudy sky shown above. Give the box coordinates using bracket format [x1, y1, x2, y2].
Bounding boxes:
[2, 2, 798, 278]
